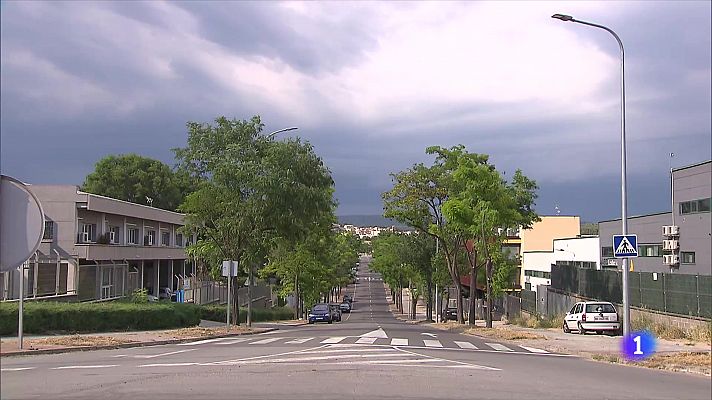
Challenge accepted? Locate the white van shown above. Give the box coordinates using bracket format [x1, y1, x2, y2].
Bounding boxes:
[563, 301, 621, 335]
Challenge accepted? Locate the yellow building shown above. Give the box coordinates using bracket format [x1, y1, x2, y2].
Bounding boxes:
[503, 216, 581, 291]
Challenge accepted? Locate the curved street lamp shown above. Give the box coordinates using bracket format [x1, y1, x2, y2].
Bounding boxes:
[266, 126, 299, 139]
[552, 13, 630, 337]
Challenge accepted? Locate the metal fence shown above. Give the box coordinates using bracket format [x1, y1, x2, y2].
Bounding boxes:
[551, 265, 711, 319]
[521, 290, 537, 313]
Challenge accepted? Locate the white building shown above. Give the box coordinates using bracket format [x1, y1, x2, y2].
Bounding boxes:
[521, 236, 601, 291]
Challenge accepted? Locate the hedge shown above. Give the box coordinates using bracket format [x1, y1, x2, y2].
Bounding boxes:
[0, 302, 295, 335]
[0, 301, 201, 335]
[200, 305, 294, 323]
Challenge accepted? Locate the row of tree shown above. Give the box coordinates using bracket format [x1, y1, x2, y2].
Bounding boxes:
[81, 116, 359, 325]
[380, 145, 539, 326]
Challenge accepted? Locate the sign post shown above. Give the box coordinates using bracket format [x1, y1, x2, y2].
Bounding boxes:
[222, 261, 238, 331]
[613, 234, 638, 337]
[1, 176, 46, 350]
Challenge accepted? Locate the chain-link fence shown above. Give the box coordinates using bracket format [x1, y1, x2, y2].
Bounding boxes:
[552, 265, 711, 319]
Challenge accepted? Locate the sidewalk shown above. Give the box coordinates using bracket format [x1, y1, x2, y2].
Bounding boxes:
[429, 320, 712, 376]
[0, 320, 280, 357]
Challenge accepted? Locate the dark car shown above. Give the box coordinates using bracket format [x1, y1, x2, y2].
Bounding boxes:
[343, 294, 353, 304]
[443, 307, 458, 322]
[339, 302, 351, 313]
[308, 304, 333, 324]
[329, 303, 342, 322]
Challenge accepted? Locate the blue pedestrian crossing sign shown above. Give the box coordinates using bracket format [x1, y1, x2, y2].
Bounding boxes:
[613, 234, 638, 258]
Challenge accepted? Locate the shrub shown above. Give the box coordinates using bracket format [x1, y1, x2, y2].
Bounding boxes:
[199, 305, 294, 323]
[0, 301, 201, 335]
[632, 314, 711, 342]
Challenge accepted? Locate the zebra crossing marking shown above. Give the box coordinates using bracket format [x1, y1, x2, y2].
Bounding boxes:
[390, 338, 408, 346]
[320, 336, 347, 344]
[485, 343, 513, 352]
[519, 346, 548, 354]
[250, 338, 281, 345]
[285, 337, 315, 344]
[423, 339, 443, 348]
[356, 337, 378, 344]
[454, 341, 477, 349]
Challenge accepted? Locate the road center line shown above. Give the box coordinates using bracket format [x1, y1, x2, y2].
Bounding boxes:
[52, 365, 119, 370]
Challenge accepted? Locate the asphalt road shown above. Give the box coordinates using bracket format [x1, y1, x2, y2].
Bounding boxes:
[2, 256, 710, 400]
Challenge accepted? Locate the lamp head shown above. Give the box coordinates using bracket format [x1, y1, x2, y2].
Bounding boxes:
[552, 14, 574, 22]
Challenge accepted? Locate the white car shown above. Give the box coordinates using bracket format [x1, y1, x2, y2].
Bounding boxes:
[563, 301, 621, 335]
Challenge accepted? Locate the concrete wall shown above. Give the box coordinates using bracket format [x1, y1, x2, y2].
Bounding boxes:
[520, 216, 581, 252]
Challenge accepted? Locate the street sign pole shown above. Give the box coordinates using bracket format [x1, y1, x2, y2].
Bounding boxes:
[18, 262, 25, 349]
[227, 269, 231, 332]
[614, 234, 637, 337]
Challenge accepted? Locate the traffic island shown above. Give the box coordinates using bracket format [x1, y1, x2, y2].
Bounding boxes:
[0, 325, 274, 357]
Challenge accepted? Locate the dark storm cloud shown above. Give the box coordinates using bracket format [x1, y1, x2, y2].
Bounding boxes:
[1, 1, 710, 222]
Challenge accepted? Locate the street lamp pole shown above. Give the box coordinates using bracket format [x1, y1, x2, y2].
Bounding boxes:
[552, 13, 630, 337]
[266, 126, 299, 139]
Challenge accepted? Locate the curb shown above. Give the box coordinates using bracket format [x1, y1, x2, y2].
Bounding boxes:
[0, 328, 277, 358]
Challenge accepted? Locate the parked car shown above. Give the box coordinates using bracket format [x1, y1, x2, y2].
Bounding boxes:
[308, 304, 333, 324]
[343, 294, 353, 304]
[443, 307, 458, 321]
[339, 302, 351, 313]
[329, 303, 342, 322]
[563, 301, 621, 335]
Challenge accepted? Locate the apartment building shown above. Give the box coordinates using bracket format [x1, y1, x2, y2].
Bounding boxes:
[599, 160, 711, 275]
[0, 185, 192, 301]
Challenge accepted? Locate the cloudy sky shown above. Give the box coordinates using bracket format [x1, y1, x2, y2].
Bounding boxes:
[1, 1, 710, 222]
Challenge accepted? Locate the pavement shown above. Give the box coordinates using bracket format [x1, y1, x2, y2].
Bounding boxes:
[2, 255, 711, 400]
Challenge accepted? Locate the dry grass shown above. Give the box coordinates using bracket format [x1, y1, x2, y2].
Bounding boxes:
[591, 351, 711, 375]
[30, 335, 134, 348]
[165, 326, 251, 339]
[464, 327, 545, 341]
[509, 313, 564, 329]
[632, 315, 712, 343]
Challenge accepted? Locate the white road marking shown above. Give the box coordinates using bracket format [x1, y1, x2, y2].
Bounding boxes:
[285, 337, 314, 344]
[454, 341, 478, 349]
[390, 338, 408, 346]
[231, 353, 415, 364]
[52, 365, 119, 370]
[356, 337, 378, 344]
[421, 333, 437, 338]
[250, 338, 282, 345]
[139, 362, 199, 368]
[320, 336, 347, 344]
[308, 348, 394, 354]
[519, 346, 548, 354]
[486, 343, 513, 352]
[423, 340, 443, 348]
[134, 349, 196, 359]
[216, 338, 252, 345]
[360, 328, 388, 338]
[177, 338, 228, 346]
[352, 359, 443, 364]
[1, 367, 35, 371]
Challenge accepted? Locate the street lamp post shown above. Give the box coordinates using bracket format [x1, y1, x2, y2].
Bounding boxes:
[552, 13, 630, 337]
[266, 126, 299, 138]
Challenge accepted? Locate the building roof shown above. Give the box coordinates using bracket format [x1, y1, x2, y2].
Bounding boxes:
[672, 159, 711, 173]
[598, 211, 671, 224]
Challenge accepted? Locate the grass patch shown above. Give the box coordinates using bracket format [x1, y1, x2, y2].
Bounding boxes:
[510, 313, 564, 329]
[592, 353, 621, 363]
[465, 327, 545, 341]
[632, 315, 712, 343]
[29, 335, 134, 348]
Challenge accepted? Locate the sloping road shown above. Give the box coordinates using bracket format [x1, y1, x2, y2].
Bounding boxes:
[2, 256, 710, 400]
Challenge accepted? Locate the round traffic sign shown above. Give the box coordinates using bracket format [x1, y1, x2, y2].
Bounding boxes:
[0, 175, 45, 272]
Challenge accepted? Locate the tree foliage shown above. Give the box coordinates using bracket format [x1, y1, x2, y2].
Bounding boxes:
[82, 154, 185, 210]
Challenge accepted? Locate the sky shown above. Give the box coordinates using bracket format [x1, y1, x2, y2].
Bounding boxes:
[1, 1, 710, 222]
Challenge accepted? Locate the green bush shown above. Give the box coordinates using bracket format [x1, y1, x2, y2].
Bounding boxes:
[199, 305, 294, 323]
[0, 301, 201, 335]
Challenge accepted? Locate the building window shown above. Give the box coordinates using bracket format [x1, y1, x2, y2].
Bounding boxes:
[679, 198, 711, 215]
[681, 252, 695, 264]
[638, 244, 663, 257]
[79, 223, 96, 243]
[525, 283, 531, 291]
[43, 220, 54, 240]
[176, 233, 183, 247]
[109, 226, 120, 244]
[161, 231, 170, 246]
[602, 247, 614, 257]
[127, 228, 139, 245]
[145, 230, 156, 246]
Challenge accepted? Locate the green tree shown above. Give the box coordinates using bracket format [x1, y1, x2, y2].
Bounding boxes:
[82, 154, 184, 210]
[174, 116, 335, 326]
[436, 145, 539, 327]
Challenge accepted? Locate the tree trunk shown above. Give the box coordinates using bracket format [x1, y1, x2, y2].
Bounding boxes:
[486, 257, 493, 328]
[247, 265, 253, 327]
[231, 276, 240, 326]
[468, 250, 477, 326]
[426, 280, 433, 321]
[294, 274, 299, 319]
